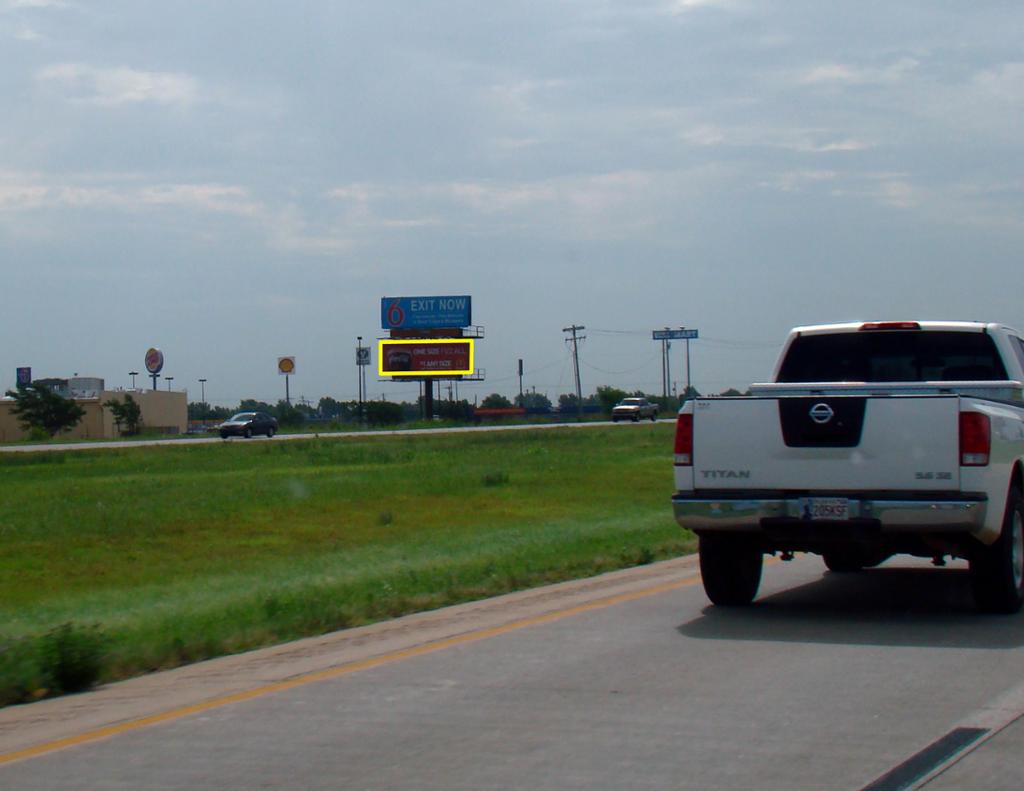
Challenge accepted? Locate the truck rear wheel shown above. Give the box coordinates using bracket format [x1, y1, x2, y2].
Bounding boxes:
[970, 486, 1024, 614]
[699, 534, 763, 606]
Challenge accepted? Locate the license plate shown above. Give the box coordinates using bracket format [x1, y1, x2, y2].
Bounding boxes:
[800, 497, 850, 521]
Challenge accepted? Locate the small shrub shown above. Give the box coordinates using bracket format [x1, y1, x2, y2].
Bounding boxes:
[27, 426, 51, 442]
[377, 510, 394, 526]
[365, 401, 404, 425]
[482, 471, 509, 487]
[38, 624, 105, 694]
[0, 637, 46, 706]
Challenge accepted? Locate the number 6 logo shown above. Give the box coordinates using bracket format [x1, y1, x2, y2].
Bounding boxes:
[386, 300, 405, 327]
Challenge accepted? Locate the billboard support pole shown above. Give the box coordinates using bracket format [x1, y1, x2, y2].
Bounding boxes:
[423, 378, 434, 419]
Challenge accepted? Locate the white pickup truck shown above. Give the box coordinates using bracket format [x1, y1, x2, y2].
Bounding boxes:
[672, 321, 1024, 613]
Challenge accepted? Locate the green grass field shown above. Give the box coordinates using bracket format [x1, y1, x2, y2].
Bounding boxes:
[0, 424, 693, 705]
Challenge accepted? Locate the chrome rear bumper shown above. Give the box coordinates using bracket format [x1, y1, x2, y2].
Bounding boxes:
[672, 493, 987, 534]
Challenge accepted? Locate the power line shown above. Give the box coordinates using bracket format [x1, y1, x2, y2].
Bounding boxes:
[588, 328, 650, 336]
[590, 326, 778, 349]
[580, 350, 660, 375]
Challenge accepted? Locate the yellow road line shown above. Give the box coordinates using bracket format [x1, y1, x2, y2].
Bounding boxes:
[0, 573, 702, 766]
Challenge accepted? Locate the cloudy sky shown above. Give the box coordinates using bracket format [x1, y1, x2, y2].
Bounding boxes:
[2, 1, 1022, 407]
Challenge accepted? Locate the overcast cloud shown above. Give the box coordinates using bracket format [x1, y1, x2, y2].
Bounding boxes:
[2, 1, 1023, 405]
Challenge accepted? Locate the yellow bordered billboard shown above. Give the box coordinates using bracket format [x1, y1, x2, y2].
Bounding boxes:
[378, 338, 474, 377]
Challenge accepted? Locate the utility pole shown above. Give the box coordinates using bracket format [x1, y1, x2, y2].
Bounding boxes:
[563, 324, 585, 421]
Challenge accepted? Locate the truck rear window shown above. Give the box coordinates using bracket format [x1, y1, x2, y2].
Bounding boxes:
[777, 331, 1008, 383]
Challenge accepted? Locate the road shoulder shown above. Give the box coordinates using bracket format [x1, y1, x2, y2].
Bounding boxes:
[0, 554, 700, 762]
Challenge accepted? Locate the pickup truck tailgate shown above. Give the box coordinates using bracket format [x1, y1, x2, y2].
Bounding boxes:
[691, 395, 960, 491]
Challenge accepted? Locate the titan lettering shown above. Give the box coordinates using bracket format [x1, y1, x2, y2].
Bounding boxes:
[701, 470, 752, 479]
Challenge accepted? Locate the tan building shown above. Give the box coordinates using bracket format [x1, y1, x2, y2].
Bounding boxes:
[0, 388, 188, 442]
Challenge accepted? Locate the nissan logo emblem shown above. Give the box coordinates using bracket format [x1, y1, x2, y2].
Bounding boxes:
[809, 402, 834, 424]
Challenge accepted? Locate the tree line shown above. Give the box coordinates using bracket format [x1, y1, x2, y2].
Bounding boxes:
[5, 380, 748, 440]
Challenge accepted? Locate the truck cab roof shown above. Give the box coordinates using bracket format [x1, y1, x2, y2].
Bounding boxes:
[769, 321, 1024, 386]
[790, 321, 1022, 337]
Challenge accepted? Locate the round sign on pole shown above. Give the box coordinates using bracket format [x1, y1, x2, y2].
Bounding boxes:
[145, 348, 164, 375]
[277, 356, 296, 375]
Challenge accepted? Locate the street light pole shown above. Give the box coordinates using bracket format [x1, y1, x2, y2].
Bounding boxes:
[166, 376, 174, 391]
[198, 378, 206, 405]
[129, 371, 138, 389]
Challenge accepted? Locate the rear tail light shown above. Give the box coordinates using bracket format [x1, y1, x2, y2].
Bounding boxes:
[959, 412, 990, 466]
[674, 413, 693, 466]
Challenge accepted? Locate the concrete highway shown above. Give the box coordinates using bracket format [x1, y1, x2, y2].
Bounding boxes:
[0, 419, 662, 453]
[3, 554, 1024, 789]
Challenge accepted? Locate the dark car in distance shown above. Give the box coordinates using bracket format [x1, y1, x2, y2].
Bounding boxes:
[218, 411, 278, 439]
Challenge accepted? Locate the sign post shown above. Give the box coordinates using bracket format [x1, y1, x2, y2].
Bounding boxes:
[278, 357, 296, 405]
[652, 329, 699, 399]
[379, 295, 480, 420]
[144, 348, 164, 390]
[356, 339, 370, 422]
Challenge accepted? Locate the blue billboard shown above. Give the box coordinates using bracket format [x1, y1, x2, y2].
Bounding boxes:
[381, 295, 472, 330]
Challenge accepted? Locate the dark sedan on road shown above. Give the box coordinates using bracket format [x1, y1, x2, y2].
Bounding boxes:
[218, 412, 278, 439]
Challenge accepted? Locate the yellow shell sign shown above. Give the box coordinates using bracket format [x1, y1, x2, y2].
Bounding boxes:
[277, 356, 296, 375]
